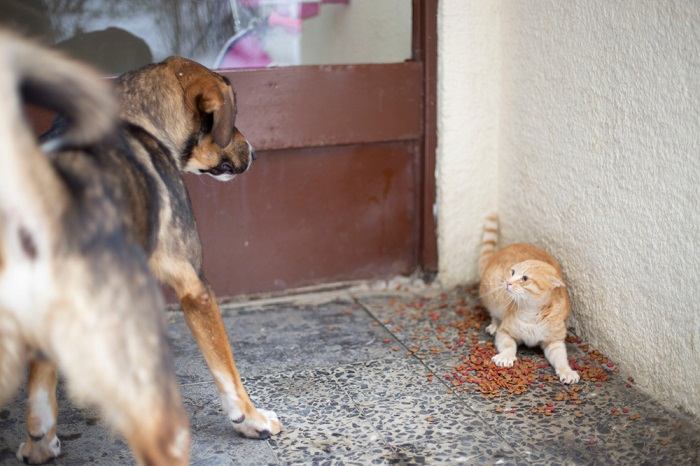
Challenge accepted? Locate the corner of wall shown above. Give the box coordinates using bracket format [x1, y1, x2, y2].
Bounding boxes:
[436, 0, 501, 288]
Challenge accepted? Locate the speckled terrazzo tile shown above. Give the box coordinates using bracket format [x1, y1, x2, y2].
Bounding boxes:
[355, 294, 483, 368]
[236, 368, 396, 465]
[330, 358, 519, 464]
[168, 298, 399, 384]
[459, 380, 700, 465]
[559, 398, 700, 466]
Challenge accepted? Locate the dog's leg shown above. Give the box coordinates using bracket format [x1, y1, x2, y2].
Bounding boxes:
[16, 359, 61, 464]
[51, 336, 189, 466]
[41, 293, 190, 466]
[175, 269, 281, 439]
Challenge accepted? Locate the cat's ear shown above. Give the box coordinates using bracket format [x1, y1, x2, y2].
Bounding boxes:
[548, 276, 565, 288]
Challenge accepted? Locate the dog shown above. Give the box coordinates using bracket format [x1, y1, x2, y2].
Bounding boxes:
[1, 32, 281, 464]
[0, 31, 189, 465]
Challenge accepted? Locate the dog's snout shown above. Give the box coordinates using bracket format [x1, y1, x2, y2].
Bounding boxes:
[220, 161, 234, 174]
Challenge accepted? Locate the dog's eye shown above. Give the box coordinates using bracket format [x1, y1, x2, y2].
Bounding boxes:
[511, 269, 514, 276]
[522, 276, 528, 282]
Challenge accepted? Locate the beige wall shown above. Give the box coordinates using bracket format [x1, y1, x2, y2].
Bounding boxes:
[437, 0, 700, 417]
[436, 0, 501, 287]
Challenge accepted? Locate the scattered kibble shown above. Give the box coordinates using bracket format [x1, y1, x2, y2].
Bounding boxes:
[380, 286, 622, 416]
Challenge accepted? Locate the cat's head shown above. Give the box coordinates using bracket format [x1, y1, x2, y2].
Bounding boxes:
[504, 260, 564, 304]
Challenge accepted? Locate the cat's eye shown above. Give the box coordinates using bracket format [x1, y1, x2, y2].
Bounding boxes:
[511, 269, 514, 276]
[522, 276, 528, 282]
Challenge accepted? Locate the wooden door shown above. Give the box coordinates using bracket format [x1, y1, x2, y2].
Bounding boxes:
[6, 0, 438, 297]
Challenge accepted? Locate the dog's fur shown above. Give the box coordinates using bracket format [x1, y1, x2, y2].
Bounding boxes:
[0, 32, 279, 465]
[108, 56, 281, 439]
[0, 31, 189, 465]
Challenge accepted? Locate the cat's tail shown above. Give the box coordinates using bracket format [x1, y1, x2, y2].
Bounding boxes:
[478, 213, 499, 278]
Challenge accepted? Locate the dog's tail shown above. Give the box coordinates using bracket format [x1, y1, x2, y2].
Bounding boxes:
[0, 31, 116, 150]
[0, 31, 116, 221]
[478, 213, 499, 278]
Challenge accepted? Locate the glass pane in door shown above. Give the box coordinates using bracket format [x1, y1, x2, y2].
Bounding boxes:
[0, 0, 412, 74]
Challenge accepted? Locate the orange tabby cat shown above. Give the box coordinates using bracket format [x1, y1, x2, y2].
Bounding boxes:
[478, 214, 579, 384]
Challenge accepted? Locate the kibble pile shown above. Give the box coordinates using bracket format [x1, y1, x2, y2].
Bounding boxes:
[377, 286, 641, 419]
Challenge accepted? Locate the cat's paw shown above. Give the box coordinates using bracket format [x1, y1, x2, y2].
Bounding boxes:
[558, 369, 580, 384]
[485, 322, 498, 335]
[492, 352, 516, 367]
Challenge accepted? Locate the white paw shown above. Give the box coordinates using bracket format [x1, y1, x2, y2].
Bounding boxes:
[16, 435, 61, 464]
[485, 322, 498, 335]
[558, 369, 580, 384]
[232, 408, 282, 439]
[492, 353, 516, 367]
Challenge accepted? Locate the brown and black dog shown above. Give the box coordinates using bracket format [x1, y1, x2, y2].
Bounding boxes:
[0, 31, 189, 465]
[112, 55, 281, 438]
[0, 31, 282, 462]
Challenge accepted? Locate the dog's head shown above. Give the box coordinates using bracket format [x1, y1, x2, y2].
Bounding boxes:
[164, 57, 254, 181]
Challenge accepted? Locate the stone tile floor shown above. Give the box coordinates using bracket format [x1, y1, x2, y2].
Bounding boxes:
[1, 284, 699, 465]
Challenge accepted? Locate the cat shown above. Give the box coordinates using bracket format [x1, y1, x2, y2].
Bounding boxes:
[478, 214, 580, 384]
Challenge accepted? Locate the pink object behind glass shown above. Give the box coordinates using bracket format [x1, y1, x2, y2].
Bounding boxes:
[218, 0, 350, 69]
[218, 32, 271, 69]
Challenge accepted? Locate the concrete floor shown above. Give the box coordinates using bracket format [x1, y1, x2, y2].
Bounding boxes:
[1, 284, 699, 465]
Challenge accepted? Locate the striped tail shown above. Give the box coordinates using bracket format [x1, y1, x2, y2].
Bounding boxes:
[478, 213, 499, 278]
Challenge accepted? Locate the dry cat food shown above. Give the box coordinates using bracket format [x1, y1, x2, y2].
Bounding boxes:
[383, 287, 633, 416]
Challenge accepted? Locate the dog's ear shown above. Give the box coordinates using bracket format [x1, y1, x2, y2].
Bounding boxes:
[167, 58, 235, 148]
[211, 83, 235, 148]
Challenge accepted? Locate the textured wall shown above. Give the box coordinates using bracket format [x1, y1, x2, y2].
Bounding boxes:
[437, 1, 700, 416]
[436, 0, 501, 287]
[498, 0, 700, 417]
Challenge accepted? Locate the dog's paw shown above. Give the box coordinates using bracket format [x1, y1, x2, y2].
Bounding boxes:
[492, 352, 516, 367]
[232, 408, 282, 440]
[558, 369, 580, 384]
[485, 322, 498, 335]
[16, 435, 61, 464]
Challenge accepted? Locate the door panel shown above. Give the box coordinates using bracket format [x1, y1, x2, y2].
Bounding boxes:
[186, 141, 417, 296]
[222, 63, 423, 151]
